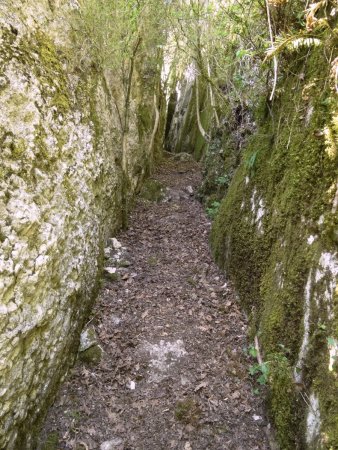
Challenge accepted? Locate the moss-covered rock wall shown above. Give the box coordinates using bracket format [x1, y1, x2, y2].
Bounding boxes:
[166, 72, 212, 160]
[0, 1, 162, 448]
[211, 45, 338, 448]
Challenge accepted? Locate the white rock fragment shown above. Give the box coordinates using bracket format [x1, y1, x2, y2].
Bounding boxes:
[305, 105, 314, 126]
[100, 437, 123, 450]
[250, 188, 265, 233]
[79, 326, 98, 352]
[111, 238, 122, 249]
[6, 302, 18, 313]
[0, 388, 7, 397]
[128, 381, 136, 390]
[0, 305, 8, 315]
[307, 235, 316, 245]
[104, 247, 112, 257]
[328, 337, 338, 372]
[186, 185, 194, 196]
[104, 267, 117, 274]
[111, 315, 121, 326]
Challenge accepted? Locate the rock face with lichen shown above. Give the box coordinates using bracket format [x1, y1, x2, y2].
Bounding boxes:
[0, 1, 161, 448]
[211, 47, 338, 448]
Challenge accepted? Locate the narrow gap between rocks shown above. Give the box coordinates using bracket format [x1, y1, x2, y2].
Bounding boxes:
[39, 157, 270, 450]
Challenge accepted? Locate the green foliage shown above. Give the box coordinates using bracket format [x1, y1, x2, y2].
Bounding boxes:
[215, 174, 230, 186]
[75, 0, 166, 71]
[168, 0, 267, 116]
[266, 33, 323, 60]
[327, 337, 336, 347]
[249, 361, 269, 385]
[206, 201, 221, 219]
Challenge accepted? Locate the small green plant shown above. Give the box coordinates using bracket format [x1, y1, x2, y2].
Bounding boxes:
[247, 344, 269, 386]
[206, 201, 221, 219]
[235, 48, 253, 59]
[318, 323, 327, 331]
[215, 174, 229, 186]
[247, 344, 258, 358]
[327, 337, 336, 346]
[249, 361, 270, 385]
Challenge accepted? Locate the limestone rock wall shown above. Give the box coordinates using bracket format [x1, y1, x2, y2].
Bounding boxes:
[0, 1, 160, 448]
[211, 46, 338, 449]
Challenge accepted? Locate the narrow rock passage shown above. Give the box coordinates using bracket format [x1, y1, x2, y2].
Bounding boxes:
[41, 158, 269, 450]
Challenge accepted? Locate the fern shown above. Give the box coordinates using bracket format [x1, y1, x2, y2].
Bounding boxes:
[290, 37, 322, 50]
[265, 33, 322, 60]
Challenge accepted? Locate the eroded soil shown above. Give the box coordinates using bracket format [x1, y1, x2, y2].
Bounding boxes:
[39, 158, 270, 450]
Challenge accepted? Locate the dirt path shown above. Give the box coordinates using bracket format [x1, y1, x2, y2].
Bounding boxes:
[40, 158, 270, 450]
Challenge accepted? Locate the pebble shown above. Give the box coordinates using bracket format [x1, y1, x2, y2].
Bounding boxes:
[111, 238, 122, 249]
[100, 437, 124, 450]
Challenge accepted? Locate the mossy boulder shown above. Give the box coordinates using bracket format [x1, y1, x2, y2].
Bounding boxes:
[78, 326, 103, 365]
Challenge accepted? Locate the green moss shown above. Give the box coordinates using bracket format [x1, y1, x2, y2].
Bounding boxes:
[171, 82, 211, 159]
[56, 129, 68, 151]
[0, 24, 18, 56]
[50, 91, 70, 114]
[138, 103, 153, 139]
[10, 93, 27, 108]
[11, 138, 26, 159]
[31, 32, 71, 116]
[259, 233, 310, 360]
[62, 175, 77, 206]
[194, 90, 213, 161]
[267, 353, 300, 449]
